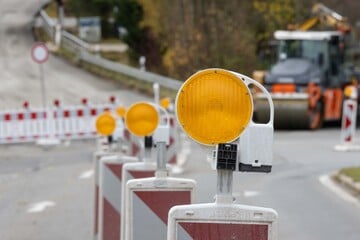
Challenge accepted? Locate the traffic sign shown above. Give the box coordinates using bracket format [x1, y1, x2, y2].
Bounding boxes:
[176, 68, 253, 146]
[31, 43, 49, 64]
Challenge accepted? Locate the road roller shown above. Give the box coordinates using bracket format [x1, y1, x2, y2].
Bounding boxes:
[253, 30, 358, 129]
[253, 3, 360, 129]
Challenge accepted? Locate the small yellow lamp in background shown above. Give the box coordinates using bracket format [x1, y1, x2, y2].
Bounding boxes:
[344, 85, 358, 100]
[160, 97, 171, 110]
[95, 111, 117, 136]
[125, 102, 160, 137]
[116, 106, 127, 119]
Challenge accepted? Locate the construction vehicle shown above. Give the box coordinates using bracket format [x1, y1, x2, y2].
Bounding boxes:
[254, 3, 359, 129]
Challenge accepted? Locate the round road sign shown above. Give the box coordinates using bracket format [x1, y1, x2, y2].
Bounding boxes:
[31, 43, 49, 64]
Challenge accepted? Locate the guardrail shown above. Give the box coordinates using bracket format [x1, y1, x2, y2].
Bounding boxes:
[36, 10, 183, 91]
[39, 10, 56, 40]
[80, 51, 182, 90]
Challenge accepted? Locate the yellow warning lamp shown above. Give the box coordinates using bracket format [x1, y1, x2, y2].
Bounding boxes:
[95, 111, 116, 136]
[116, 106, 127, 118]
[160, 97, 171, 109]
[344, 85, 357, 100]
[176, 68, 253, 146]
[125, 102, 160, 137]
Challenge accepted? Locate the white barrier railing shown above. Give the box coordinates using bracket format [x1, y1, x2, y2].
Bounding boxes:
[0, 104, 112, 144]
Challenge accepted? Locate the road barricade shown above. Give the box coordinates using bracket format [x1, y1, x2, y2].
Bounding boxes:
[124, 172, 195, 240]
[167, 196, 278, 240]
[334, 96, 360, 151]
[0, 109, 47, 143]
[98, 155, 138, 240]
[166, 69, 279, 240]
[120, 161, 156, 240]
[0, 101, 113, 144]
[92, 147, 116, 240]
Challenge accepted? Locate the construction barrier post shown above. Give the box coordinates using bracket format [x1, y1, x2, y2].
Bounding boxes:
[92, 145, 119, 240]
[98, 155, 138, 240]
[123, 113, 196, 240]
[334, 86, 360, 151]
[168, 69, 278, 240]
[120, 151, 156, 240]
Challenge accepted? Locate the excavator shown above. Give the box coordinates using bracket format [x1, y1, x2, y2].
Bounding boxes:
[253, 3, 359, 129]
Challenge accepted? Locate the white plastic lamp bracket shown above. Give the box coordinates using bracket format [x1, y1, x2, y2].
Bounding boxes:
[232, 71, 274, 173]
[152, 104, 170, 145]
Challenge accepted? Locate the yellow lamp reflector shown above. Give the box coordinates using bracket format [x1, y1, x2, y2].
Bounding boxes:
[344, 85, 357, 99]
[176, 69, 253, 145]
[116, 106, 126, 118]
[125, 102, 159, 136]
[160, 97, 171, 109]
[95, 111, 116, 136]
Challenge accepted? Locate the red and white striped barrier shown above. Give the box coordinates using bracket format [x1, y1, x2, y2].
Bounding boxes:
[167, 195, 278, 240]
[120, 162, 157, 240]
[123, 129, 142, 157]
[335, 99, 360, 151]
[98, 155, 138, 240]
[0, 109, 47, 143]
[0, 101, 112, 144]
[92, 148, 116, 240]
[341, 99, 357, 143]
[124, 175, 195, 240]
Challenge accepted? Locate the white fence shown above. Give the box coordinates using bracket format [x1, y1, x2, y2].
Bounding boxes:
[0, 104, 113, 144]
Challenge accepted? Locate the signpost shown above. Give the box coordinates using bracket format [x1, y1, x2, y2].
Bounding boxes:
[31, 42, 49, 109]
[31, 43, 59, 146]
[167, 69, 278, 240]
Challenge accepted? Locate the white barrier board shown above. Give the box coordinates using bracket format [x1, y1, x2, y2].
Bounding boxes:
[168, 202, 278, 240]
[98, 155, 138, 240]
[121, 162, 157, 240]
[124, 176, 196, 240]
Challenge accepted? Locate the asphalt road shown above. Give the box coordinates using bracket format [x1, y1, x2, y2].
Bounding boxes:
[0, 0, 150, 109]
[0, 1, 360, 240]
[0, 129, 360, 240]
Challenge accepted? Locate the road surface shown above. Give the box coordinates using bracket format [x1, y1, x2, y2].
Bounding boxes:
[0, 0, 149, 109]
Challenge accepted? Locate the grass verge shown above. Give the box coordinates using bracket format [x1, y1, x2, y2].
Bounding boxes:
[339, 166, 360, 182]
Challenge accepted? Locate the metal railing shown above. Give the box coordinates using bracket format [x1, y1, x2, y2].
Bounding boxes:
[39, 10, 56, 39]
[36, 10, 182, 91]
